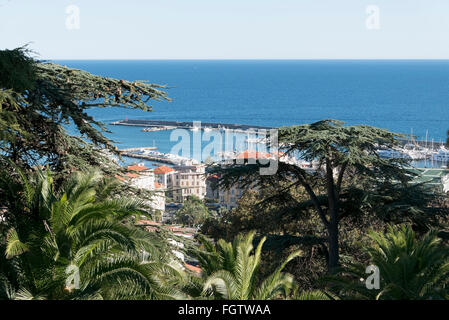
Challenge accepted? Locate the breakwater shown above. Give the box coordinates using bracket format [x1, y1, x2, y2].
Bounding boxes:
[119, 147, 195, 165]
[110, 119, 273, 131]
[120, 147, 158, 152]
[120, 151, 179, 165]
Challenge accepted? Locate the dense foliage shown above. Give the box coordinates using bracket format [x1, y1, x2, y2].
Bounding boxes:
[1, 47, 449, 300]
[210, 120, 448, 273]
[0, 47, 169, 178]
[192, 232, 301, 300]
[174, 196, 210, 227]
[328, 225, 449, 300]
[0, 169, 184, 299]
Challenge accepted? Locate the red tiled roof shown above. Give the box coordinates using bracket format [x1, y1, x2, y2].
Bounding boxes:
[154, 165, 175, 174]
[127, 164, 150, 171]
[185, 263, 202, 274]
[236, 150, 270, 159]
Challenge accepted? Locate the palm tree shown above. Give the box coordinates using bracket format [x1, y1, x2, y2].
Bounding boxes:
[329, 225, 449, 300]
[192, 231, 301, 300]
[290, 289, 335, 300]
[0, 168, 185, 300]
[174, 195, 209, 227]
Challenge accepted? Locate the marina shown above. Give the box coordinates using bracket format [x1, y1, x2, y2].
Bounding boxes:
[110, 119, 274, 132]
[113, 119, 448, 169]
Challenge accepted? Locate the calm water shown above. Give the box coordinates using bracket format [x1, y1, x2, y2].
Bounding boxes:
[56, 60, 449, 166]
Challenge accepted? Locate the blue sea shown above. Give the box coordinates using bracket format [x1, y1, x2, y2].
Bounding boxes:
[56, 60, 449, 166]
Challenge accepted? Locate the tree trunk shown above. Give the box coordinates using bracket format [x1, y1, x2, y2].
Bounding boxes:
[327, 217, 339, 273]
[325, 158, 340, 273]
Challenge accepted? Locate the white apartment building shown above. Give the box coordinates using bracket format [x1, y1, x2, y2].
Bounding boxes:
[154, 165, 175, 188]
[122, 163, 207, 205]
[125, 163, 155, 189]
[151, 182, 166, 213]
[116, 163, 165, 214]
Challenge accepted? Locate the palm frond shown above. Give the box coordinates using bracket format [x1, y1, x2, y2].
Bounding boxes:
[5, 228, 29, 259]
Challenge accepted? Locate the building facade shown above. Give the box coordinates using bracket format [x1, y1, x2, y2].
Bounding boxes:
[171, 164, 206, 203]
[116, 163, 165, 216]
[154, 165, 175, 188]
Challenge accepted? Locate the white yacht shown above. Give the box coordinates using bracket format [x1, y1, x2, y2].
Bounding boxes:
[432, 146, 449, 162]
[377, 147, 411, 159]
[402, 143, 431, 160]
[377, 143, 432, 160]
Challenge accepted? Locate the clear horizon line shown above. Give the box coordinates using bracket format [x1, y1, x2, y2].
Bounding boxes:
[49, 58, 449, 61]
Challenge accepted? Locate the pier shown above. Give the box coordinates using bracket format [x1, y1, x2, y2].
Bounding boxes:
[118, 147, 179, 165]
[119, 147, 196, 165]
[120, 147, 158, 152]
[110, 119, 274, 131]
[120, 151, 180, 165]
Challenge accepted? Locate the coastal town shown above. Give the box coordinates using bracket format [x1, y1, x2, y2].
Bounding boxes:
[3, 0, 449, 303]
[107, 129, 449, 273]
[114, 122, 449, 225]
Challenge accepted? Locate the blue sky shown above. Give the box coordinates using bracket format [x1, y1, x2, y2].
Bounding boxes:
[0, 0, 448, 59]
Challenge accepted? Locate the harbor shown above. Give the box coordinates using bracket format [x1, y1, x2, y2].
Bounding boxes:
[110, 119, 274, 133]
[111, 119, 446, 145]
[119, 148, 200, 166]
[113, 119, 449, 168]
